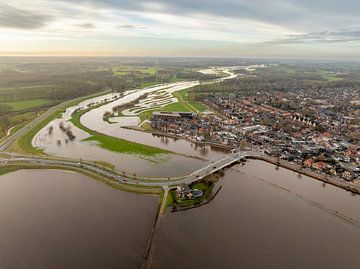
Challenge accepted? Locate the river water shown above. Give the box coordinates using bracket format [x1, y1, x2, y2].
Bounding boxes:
[80, 81, 223, 160]
[33, 118, 206, 177]
[0, 169, 158, 269]
[32, 71, 239, 177]
[151, 160, 360, 269]
[32, 80, 230, 177]
[1, 161, 359, 269]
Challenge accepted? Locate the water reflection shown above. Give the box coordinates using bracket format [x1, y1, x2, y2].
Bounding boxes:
[0, 169, 158, 269]
[152, 160, 360, 268]
[33, 82, 224, 176]
[33, 118, 205, 177]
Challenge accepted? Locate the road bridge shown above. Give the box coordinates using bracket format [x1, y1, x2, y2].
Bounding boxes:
[0, 151, 248, 189]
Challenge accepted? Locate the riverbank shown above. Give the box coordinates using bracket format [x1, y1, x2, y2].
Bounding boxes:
[71, 107, 171, 157]
[126, 126, 232, 152]
[7, 90, 112, 155]
[0, 163, 162, 195]
[249, 155, 360, 195]
[149, 160, 360, 269]
[171, 185, 222, 212]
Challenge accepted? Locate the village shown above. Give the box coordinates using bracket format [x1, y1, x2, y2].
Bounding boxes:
[150, 86, 360, 185]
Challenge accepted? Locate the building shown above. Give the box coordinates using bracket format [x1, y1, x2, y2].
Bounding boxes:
[152, 111, 197, 121]
[176, 184, 204, 200]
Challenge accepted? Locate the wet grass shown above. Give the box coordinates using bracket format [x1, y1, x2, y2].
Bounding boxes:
[0, 167, 18, 176]
[10, 91, 111, 155]
[138, 88, 206, 122]
[0, 111, 38, 139]
[71, 108, 171, 156]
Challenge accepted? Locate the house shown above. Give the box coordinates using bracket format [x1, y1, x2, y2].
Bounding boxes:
[152, 111, 197, 121]
[312, 161, 328, 171]
[304, 158, 314, 168]
[175, 184, 204, 200]
[176, 184, 192, 199]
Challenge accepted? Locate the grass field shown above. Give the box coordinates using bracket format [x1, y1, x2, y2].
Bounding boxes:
[71, 107, 170, 156]
[0, 111, 38, 138]
[138, 88, 207, 122]
[111, 66, 158, 76]
[317, 70, 342, 81]
[1, 98, 52, 111]
[0, 167, 18, 176]
[139, 81, 160, 88]
[0, 84, 55, 93]
[138, 101, 192, 122]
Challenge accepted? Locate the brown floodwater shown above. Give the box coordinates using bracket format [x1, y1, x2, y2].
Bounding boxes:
[0, 169, 158, 269]
[33, 80, 230, 177]
[80, 81, 223, 160]
[81, 100, 223, 160]
[151, 160, 360, 269]
[33, 118, 206, 177]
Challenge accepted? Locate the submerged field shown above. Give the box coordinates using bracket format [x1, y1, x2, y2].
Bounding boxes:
[71, 107, 170, 156]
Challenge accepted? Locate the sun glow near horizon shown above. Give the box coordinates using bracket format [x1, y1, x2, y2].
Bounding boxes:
[1, 0, 360, 59]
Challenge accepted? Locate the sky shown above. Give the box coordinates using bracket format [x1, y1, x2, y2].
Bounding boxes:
[1, 0, 360, 59]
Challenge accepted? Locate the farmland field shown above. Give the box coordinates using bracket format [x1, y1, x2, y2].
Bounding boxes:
[1, 99, 52, 111]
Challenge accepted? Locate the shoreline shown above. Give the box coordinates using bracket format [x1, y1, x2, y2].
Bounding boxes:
[248, 155, 360, 195]
[119, 125, 360, 196]
[137, 127, 232, 152]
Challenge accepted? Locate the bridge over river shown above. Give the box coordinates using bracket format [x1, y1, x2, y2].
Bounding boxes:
[0, 151, 249, 189]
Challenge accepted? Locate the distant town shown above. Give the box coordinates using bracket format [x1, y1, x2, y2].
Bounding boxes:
[150, 84, 360, 185]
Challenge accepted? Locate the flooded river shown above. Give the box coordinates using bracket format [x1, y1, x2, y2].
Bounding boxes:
[0, 169, 158, 269]
[33, 118, 206, 177]
[80, 81, 223, 160]
[32, 79, 228, 177]
[151, 160, 360, 269]
[1, 161, 359, 269]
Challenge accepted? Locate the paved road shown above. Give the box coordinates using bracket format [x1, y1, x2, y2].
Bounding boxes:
[0, 89, 245, 190]
[0, 91, 111, 152]
[2, 90, 357, 194]
[0, 102, 64, 151]
[0, 152, 244, 189]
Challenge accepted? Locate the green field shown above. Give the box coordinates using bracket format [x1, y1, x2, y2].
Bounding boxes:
[317, 70, 342, 81]
[111, 66, 158, 76]
[0, 167, 18, 176]
[139, 101, 192, 122]
[71, 107, 170, 157]
[139, 81, 160, 88]
[138, 88, 207, 122]
[170, 182, 214, 207]
[0, 84, 55, 93]
[0, 111, 38, 138]
[1, 98, 52, 111]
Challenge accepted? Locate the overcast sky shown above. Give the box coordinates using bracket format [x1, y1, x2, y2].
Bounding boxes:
[1, 0, 360, 58]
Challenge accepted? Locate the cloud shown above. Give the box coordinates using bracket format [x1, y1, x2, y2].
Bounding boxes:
[117, 24, 146, 29]
[0, 3, 52, 29]
[61, 0, 360, 31]
[77, 23, 96, 29]
[269, 29, 360, 44]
